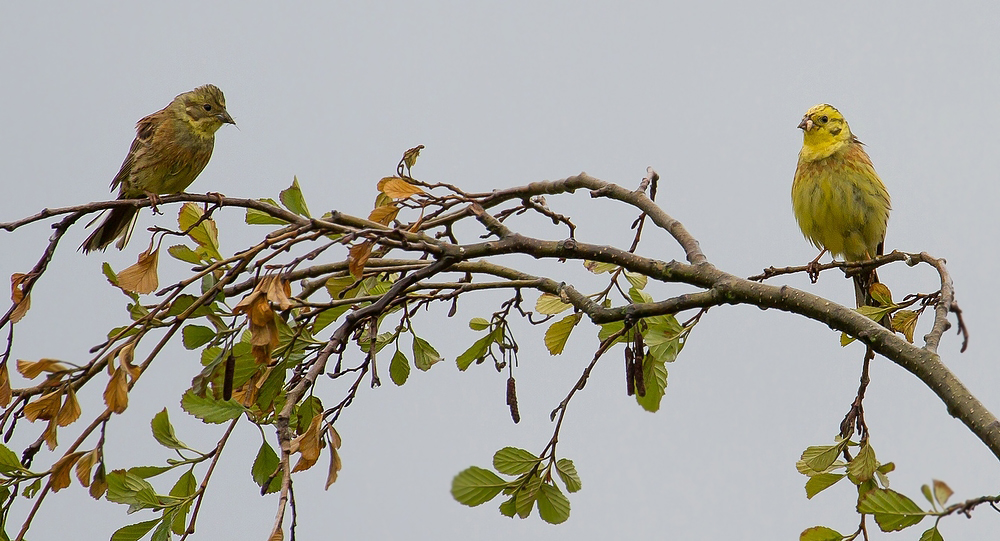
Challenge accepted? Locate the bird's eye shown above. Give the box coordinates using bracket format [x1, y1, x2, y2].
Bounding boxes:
[203, 104, 213, 111]
[819, 115, 829, 123]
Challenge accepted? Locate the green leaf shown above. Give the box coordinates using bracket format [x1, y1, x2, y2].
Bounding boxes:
[583, 260, 618, 274]
[643, 315, 685, 362]
[498, 496, 517, 517]
[805, 473, 845, 499]
[151, 409, 187, 450]
[555, 458, 582, 493]
[492, 447, 539, 475]
[180, 391, 245, 424]
[150, 515, 174, 541]
[597, 320, 631, 344]
[536, 483, 570, 524]
[628, 286, 653, 304]
[279, 177, 311, 218]
[847, 441, 877, 483]
[857, 488, 926, 532]
[412, 336, 442, 371]
[128, 466, 172, 479]
[246, 198, 289, 225]
[799, 525, 844, 541]
[918, 526, 944, 541]
[635, 355, 668, 412]
[891, 310, 918, 343]
[921, 484, 934, 506]
[103, 262, 120, 286]
[624, 270, 647, 290]
[168, 471, 197, 534]
[468, 318, 490, 331]
[535, 293, 571, 315]
[182, 325, 215, 350]
[840, 331, 856, 346]
[312, 305, 351, 333]
[514, 475, 541, 518]
[869, 282, 893, 306]
[167, 244, 202, 264]
[0, 444, 24, 474]
[800, 442, 848, 474]
[856, 304, 894, 324]
[106, 469, 161, 511]
[110, 519, 160, 541]
[456, 332, 494, 371]
[252, 441, 282, 494]
[451, 466, 507, 507]
[177, 203, 221, 260]
[544, 313, 581, 355]
[389, 349, 410, 386]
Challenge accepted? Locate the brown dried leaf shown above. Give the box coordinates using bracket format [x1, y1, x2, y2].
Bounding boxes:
[103, 367, 129, 414]
[75, 449, 100, 487]
[118, 342, 141, 381]
[17, 358, 67, 379]
[325, 425, 343, 489]
[0, 363, 11, 408]
[24, 391, 63, 422]
[9, 273, 31, 323]
[348, 242, 373, 279]
[50, 452, 86, 492]
[57, 387, 81, 427]
[43, 419, 58, 450]
[377, 176, 424, 199]
[291, 413, 324, 473]
[368, 204, 400, 225]
[116, 247, 160, 295]
[265, 276, 293, 311]
[89, 463, 107, 499]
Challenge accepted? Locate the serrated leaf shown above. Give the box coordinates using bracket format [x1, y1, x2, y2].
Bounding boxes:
[857, 488, 926, 532]
[544, 313, 581, 355]
[801, 443, 847, 474]
[493, 447, 539, 475]
[377, 176, 424, 199]
[279, 177, 311, 217]
[555, 458, 582, 493]
[456, 332, 495, 371]
[583, 260, 617, 274]
[178, 203, 221, 260]
[252, 441, 281, 494]
[799, 526, 844, 541]
[389, 350, 410, 386]
[535, 293, 571, 315]
[805, 473, 845, 499]
[246, 198, 289, 225]
[167, 244, 202, 264]
[468, 318, 490, 331]
[412, 336, 442, 371]
[847, 441, 877, 483]
[537, 483, 570, 524]
[635, 355, 667, 412]
[869, 282, 893, 306]
[116, 247, 159, 295]
[111, 519, 161, 541]
[932, 479, 953, 507]
[624, 270, 648, 290]
[182, 325, 215, 350]
[151, 409, 186, 450]
[451, 466, 506, 507]
[918, 526, 944, 541]
[180, 391, 245, 424]
[891, 310, 918, 343]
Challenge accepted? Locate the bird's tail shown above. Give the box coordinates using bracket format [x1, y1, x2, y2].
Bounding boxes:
[80, 207, 139, 253]
[853, 268, 879, 308]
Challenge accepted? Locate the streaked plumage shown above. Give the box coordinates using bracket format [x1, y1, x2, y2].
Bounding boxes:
[791, 104, 891, 307]
[81, 84, 235, 253]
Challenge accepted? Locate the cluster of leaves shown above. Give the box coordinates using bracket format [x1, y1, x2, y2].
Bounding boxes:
[797, 436, 962, 541]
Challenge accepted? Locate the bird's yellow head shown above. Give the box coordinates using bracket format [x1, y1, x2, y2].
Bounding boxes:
[798, 104, 853, 161]
[172, 84, 236, 138]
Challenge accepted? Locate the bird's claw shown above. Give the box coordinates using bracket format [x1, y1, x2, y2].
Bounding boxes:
[806, 261, 821, 283]
[144, 191, 163, 215]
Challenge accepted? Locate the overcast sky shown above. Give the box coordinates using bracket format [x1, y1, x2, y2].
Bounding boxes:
[2, 2, 999, 539]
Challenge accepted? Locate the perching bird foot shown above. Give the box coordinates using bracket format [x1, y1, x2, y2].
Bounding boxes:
[144, 191, 163, 215]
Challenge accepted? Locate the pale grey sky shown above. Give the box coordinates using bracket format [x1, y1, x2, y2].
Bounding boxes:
[2, 2, 999, 539]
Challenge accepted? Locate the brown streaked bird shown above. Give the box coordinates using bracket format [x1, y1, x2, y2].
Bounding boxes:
[81, 84, 235, 253]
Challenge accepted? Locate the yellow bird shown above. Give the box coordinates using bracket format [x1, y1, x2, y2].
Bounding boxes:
[791, 104, 891, 307]
[81, 85, 235, 253]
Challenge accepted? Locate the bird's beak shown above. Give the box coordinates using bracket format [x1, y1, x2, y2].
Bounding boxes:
[218, 112, 236, 125]
[798, 117, 813, 131]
